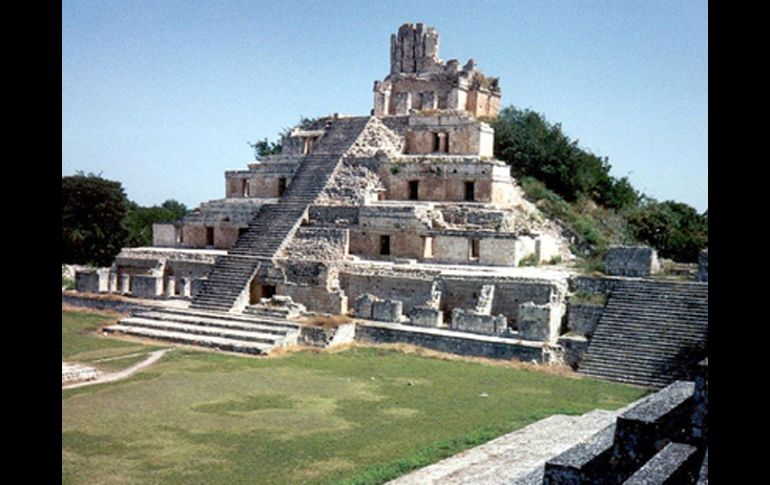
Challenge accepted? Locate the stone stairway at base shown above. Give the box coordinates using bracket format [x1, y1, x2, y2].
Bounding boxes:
[578, 280, 708, 388]
[191, 116, 370, 312]
[104, 308, 301, 356]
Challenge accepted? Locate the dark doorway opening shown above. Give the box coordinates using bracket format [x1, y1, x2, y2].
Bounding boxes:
[278, 177, 287, 196]
[205, 226, 215, 246]
[464, 181, 475, 202]
[380, 235, 391, 256]
[408, 180, 419, 200]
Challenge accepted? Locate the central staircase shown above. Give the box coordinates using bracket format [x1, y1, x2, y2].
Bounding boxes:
[191, 116, 370, 312]
[578, 279, 708, 388]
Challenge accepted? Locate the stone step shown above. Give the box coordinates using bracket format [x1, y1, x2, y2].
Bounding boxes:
[133, 311, 298, 334]
[156, 307, 301, 329]
[104, 324, 273, 354]
[120, 317, 286, 345]
[579, 279, 707, 388]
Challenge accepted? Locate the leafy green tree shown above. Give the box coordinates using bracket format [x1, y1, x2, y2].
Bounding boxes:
[62, 173, 129, 266]
[491, 106, 639, 210]
[627, 200, 708, 262]
[123, 199, 188, 247]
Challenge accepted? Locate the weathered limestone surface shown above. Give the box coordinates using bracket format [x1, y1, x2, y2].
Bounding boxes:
[450, 309, 507, 335]
[354, 294, 378, 319]
[75, 268, 110, 293]
[604, 246, 660, 277]
[130, 275, 163, 298]
[517, 301, 564, 342]
[372, 299, 404, 322]
[407, 306, 443, 327]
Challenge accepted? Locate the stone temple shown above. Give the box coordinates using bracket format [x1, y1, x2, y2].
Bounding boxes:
[74, 23, 707, 394]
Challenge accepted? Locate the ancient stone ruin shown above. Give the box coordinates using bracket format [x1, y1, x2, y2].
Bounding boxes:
[73, 23, 707, 394]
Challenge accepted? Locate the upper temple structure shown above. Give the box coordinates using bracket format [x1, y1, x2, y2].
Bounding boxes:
[373, 23, 501, 118]
[76, 23, 706, 399]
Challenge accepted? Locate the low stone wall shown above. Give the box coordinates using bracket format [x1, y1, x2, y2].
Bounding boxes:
[567, 303, 604, 336]
[407, 306, 443, 327]
[356, 323, 545, 362]
[450, 309, 506, 335]
[372, 299, 403, 322]
[605, 246, 660, 277]
[75, 268, 110, 293]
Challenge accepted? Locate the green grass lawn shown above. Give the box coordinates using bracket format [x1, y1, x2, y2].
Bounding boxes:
[62, 309, 164, 372]
[62, 309, 647, 484]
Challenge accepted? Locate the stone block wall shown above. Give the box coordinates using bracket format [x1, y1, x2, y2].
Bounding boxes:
[354, 294, 377, 319]
[341, 272, 435, 315]
[75, 268, 110, 293]
[517, 301, 564, 342]
[605, 246, 660, 277]
[278, 284, 348, 315]
[407, 306, 443, 327]
[356, 324, 544, 362]
[450, 309, 507, 335]
[372, 299, 403, 322]
[130, 275, 163, 298]
[152, 224, 177, 247]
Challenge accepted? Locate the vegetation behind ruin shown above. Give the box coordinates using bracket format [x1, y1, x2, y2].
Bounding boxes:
[488, 106, 708, 262]
[62, 173, 189, 265]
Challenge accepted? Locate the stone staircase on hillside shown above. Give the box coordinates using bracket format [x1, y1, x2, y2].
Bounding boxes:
[104, 307, 301, 355]
[191, 117, 370, 312]
[578, 280, 708, 388]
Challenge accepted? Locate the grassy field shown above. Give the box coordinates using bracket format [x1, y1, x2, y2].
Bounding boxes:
[62, 308, 647, 484]
[62, 308, 164, 372]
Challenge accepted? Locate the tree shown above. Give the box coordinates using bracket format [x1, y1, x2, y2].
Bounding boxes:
[490, 106, 639, 210]
[123, 199, 188, 247]
[62, 173, 129, 266]
[627, 200, 708, 262]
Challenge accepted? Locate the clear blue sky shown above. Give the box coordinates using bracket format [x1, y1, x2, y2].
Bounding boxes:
[62, 0, 708, 212]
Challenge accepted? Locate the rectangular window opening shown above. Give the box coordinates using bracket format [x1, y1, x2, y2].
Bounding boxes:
[242, 179, 250, 197]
